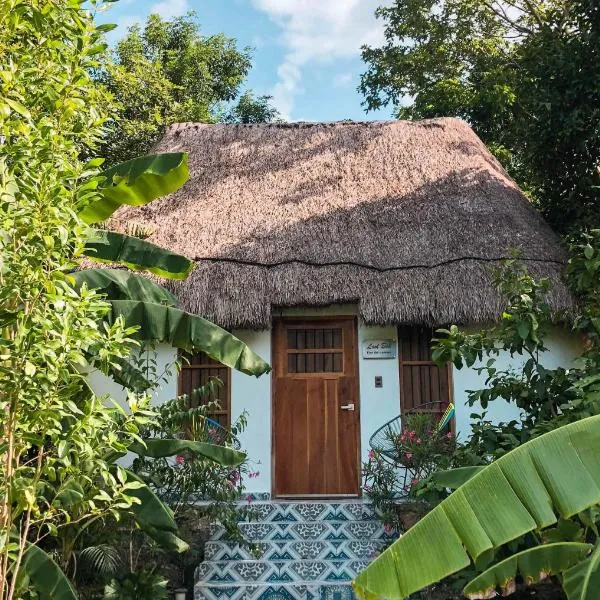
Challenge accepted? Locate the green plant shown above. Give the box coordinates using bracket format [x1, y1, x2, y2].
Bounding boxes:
[103, 569, 167, 600]
[98, 12, 254, 165]
[353, 415, 600, 599]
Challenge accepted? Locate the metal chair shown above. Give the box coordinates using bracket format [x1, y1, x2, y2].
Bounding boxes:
[198, 416, 242, 450]
[368, 401, 454, 495]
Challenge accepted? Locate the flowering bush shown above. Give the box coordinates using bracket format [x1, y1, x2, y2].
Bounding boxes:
[389, 412, 456, 485]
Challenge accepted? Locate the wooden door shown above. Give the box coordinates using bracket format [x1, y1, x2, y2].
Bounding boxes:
[272, 318, 360, 497]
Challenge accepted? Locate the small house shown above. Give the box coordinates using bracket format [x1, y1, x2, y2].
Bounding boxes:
[105, 118, 580, 498]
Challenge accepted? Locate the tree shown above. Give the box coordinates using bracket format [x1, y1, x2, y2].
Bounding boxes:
[0, 2, 267, 597]
[99, 12, 253, 164]
[360, 0, 600, 234]
[223, 90, 281, 124]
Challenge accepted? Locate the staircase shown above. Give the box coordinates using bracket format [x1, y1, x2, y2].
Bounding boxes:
[194, 500, 395, 599]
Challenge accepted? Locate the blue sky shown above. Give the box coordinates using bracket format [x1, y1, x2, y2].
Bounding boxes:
[97, 0, 394, 122]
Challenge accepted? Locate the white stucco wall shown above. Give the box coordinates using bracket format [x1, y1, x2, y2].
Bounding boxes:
[87, 313, 583, 495]
[230, 330, 273, 494]
[86, 343, 179, 408]
[452, 327, 583, 440]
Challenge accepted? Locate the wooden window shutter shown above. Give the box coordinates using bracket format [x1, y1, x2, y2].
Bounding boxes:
[178, 352, 231, 426]
[398, 325, 452, 416]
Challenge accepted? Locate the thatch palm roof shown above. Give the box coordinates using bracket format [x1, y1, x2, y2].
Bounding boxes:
[115, 118, 573, 329]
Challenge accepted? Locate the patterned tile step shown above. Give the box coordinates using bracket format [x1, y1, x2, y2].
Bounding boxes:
[195, 581, 356, 600]
[209, 521, 395, 542]
[239, 502, 380, 523]
[196, 559, 370, 585]
[205, 539, 386, 562]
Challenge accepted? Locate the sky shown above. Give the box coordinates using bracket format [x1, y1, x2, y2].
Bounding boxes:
[96, 0, 394, 122]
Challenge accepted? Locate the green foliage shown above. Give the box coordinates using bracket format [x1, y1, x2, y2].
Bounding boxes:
[83, 230, 194, 281]
[0, 1, 167, 596]
[103, 569, 167, 600]
[360, 0, 600, 233]
[563, 543, 600, 600]
[79, 153, 189, 225]
[463, 543, 593, 598]
[72, 270, 177, 305]
[106, 300, 271, 376]
[432, 258, 579, 428]
[99, 13, 253, 164]
[353, 415, 600, 599]
[132, 392, 259, 550]
[18, 543, 79, 600]
[223, 90, 282, 124]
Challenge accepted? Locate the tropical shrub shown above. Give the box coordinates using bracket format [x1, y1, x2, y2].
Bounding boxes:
[0, 2, 267, 598]
[354, 415, 600, 599]
[103, 568, 168, 600]
[356, 234, 600, 598]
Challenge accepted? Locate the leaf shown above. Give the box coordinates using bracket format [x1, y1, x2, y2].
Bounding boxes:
[353, 415, 600, 600]
[130, 438, 246, 467]
[78, 153, 189, 224]
[107, 300, 271, 376]
[21, 543, 78, 600]
[463, 543, 592, 599]
[563, 543, 600, 600]
[106, 357, 153, 392]
[123, 470, 189, 553]
[83, 230, 193, 281]
[72, 269, 177, 305]
[427, 466, 484, 490]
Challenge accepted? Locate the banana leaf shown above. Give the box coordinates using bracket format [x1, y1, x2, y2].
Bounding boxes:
[563, 543, 600, 600]
[353, 415, 600, 600]
[21, 542, 78, 600]
[106, 357, 153, 392]
[427, 466, 484, 490]
[83, 230, 193, 280]
[463, 543, 592, 599]
[124, 470, 189, 554]
[79, 153, 188, 224]
[130, 438, 245, 467]
[107, 300, 271, 377]
[72, 269, 177, 305]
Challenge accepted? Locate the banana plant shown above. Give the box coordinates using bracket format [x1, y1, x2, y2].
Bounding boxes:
[75, 154, 271, 377]
[353, 415, 600, 600]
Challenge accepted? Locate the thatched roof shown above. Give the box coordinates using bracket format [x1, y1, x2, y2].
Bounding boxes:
[115, 118, 573, 329]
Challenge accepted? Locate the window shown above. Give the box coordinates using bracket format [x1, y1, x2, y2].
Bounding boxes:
[398, 325, 452, 416]
[178, 352, 231, 426]
[286, 326, 344, 373]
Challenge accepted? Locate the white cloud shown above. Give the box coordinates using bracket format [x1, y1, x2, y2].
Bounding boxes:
[149, 0, 189, 20]
[333, 72, 353, 88]
[250, 0, 386, 118]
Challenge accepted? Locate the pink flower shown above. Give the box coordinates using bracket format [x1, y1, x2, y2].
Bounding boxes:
[408, 431, 416, 440]
[175, 455, 185, 465]
[416, 438, 422, 445]
[411, 477, 420, 488]
[384, 523, 393, 533]
[405, 452, 413, 460]
[447, 432, 454, 440]
[226, 480, 235, 489]
[368, 450, 376, 461]
[248, 471, 260, 479]
[245, 495, 253, 504]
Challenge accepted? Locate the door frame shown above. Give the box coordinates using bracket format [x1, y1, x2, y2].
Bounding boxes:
[270, 316, 362, 499]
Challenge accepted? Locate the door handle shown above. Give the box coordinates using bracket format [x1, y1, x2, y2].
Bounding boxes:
[340, 403, 355, 411]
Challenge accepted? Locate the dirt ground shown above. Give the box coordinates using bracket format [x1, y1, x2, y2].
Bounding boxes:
[420, 581, 566, 599]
